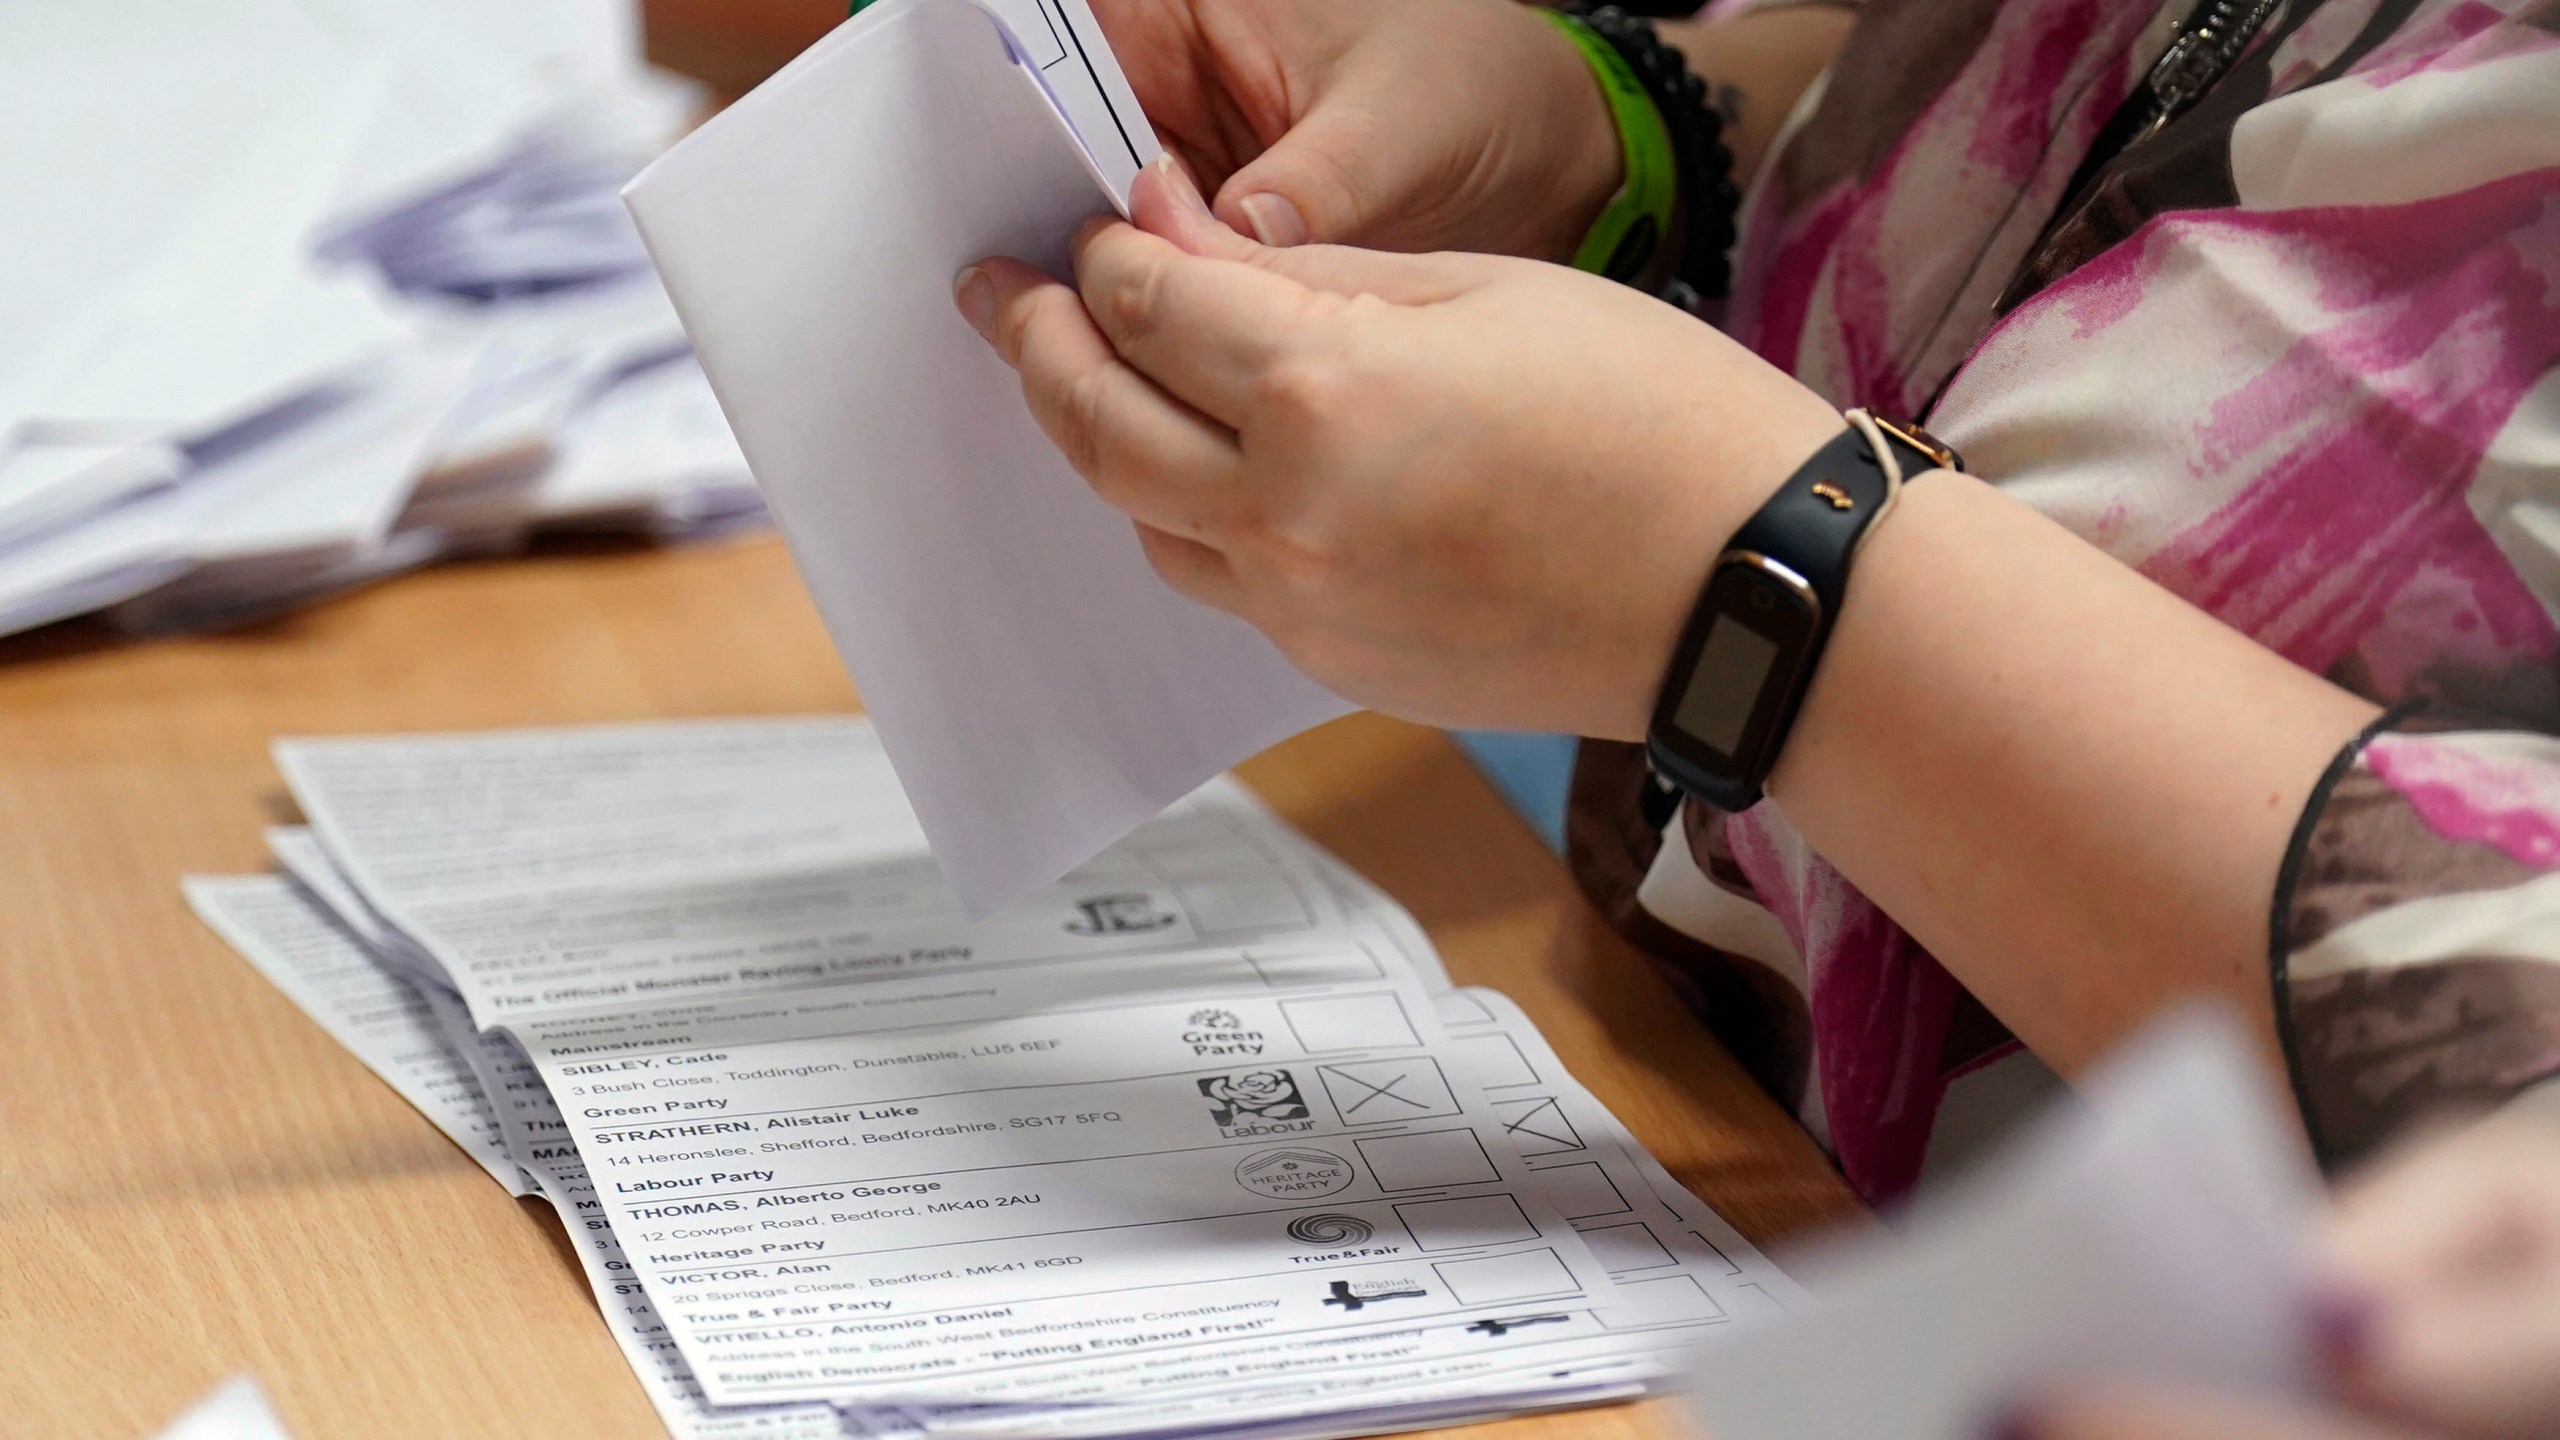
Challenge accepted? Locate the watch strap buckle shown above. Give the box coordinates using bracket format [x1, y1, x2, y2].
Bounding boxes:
[1858, 411, 1965, 475]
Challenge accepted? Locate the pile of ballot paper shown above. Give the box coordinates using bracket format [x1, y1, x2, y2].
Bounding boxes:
[186, 716, 1804, 1440]
[0, 1, 761, 642]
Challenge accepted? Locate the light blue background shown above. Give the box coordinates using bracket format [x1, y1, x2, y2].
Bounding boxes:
[1448, 731, 1578, 853]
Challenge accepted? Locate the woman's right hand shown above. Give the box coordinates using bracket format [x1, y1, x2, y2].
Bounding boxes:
[1090, 0, 1623, 262]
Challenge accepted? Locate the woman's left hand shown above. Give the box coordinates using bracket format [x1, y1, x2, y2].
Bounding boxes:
[955, 157, 1840, 740]
[2003, 1118, 2560, 1440]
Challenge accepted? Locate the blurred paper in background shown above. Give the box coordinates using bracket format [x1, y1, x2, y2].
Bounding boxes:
[0, 0, 761, 640]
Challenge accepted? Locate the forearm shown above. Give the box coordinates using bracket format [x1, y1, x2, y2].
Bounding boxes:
[1656, 4, 1856, 188]
[1766, 474, 2381, 1077]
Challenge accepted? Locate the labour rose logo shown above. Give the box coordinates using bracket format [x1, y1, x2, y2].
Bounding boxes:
[1199, 1069, 1309, 1127]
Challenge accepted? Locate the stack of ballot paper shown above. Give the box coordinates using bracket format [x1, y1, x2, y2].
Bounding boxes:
[185, 716, 1804, 1440]
[0, 0, 761, 643]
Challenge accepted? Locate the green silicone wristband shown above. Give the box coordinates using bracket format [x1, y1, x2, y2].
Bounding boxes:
[1539, 9, 1680, 282]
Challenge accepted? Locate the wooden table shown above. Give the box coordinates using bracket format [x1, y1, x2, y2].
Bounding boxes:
[0, 536, 1859, 1438]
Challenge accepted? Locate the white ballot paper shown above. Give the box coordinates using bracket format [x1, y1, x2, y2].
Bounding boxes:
[271, 718, 1370, 1028]
[524, 940, 1618, 1409]
[184, 873, 535, 1197]
[190, 856, 1795, 1440]
[194, 718, 1811, 1436]
[1680, 1010, 2324, 1440]
[625, 0, 1350, 913]
[932, 989, 1806, 1440]
[187, 873, 886, 1440]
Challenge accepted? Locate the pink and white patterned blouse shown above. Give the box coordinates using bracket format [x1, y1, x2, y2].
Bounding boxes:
[1568, 0, 2560, 1202]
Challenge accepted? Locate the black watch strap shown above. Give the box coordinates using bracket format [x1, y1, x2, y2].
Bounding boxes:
[1646, 414, 1962, 811]
[1728, 425, 1915, 614]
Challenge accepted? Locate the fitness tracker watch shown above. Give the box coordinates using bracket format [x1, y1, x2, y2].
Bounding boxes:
[1645, 411, 1963, 811]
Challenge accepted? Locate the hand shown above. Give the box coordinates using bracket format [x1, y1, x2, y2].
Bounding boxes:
[2319, 1116, 2560, 1439]
[1091, 0, 1621, 260]
[2002, 1117, 2560, 1440]
[956, 160, 1840, 739]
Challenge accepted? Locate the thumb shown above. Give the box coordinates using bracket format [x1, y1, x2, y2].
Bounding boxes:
[1130, 159, 1487, 306]
[1209, 82, 1435, 249]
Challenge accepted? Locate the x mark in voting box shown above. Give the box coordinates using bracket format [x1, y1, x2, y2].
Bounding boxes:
[1316, 1058, 1461, 1125]
[1494, 1096, 1588, 1155]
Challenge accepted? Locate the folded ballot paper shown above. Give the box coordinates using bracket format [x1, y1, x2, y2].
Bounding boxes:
[1684, 1010, 2326, 1440]
[624, 0, 1352, 915]
[185, 717, 1802, 1440]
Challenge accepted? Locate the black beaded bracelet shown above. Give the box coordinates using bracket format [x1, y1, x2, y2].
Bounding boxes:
[1554, 2, 1739, 306]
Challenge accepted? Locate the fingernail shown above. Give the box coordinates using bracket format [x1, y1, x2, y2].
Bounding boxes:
[1236, 191, 1308, 248]
[2307, 1285, 2377, 1373]
[1155, 154, 1211, 217]
[953, 264, 995, 342]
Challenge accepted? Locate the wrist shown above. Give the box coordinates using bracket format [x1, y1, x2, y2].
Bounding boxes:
[1545, 5, 1742, 303]
[1760, 471, 1967, 801]
[1601, 392, 1835, 742]
[1638, 405, 1949, 805]
[1522, 4, 1636, 265]
[1692, 391, 1844, 556]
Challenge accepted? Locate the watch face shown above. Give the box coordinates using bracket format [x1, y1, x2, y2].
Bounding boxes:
[1650, 559, 1820, 787]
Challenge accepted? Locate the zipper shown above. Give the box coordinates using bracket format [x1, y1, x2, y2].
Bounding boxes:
[1957, 0, 2296, 404]
[2029, 0, 2290, 281]
[2072, 0, 2291, 189]
[2130, 0, 2291, 142]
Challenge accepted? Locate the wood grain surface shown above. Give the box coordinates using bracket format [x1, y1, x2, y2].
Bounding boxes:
[0, 535, 1861, 1438]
